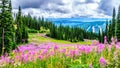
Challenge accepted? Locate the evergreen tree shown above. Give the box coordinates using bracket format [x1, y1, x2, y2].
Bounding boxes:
[0, 0, 15, 54]
[16, 6, 23, 44]
[98, 29, 101, 43]
[111, 8, 116, 37]
[22, 26, 28, 43]
[116, 6, 120, 41]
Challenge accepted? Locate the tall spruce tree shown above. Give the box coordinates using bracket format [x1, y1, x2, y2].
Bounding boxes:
[98, 29, 101, 43]
[0, 0, 15, 54]
[116, 6, 120, 41]
[111, 8, 116, 37]
[16, 6, 23, 44]
[22, 26, 28, 43]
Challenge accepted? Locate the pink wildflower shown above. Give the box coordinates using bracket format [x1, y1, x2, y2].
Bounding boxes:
[54, 46, 59, 51]
[99, 57, 107, 66]
[104, 36, 107, 44]
[97, 44, 104, 53]
[61, 48, 66, 53]
[38, 55, 43, 60]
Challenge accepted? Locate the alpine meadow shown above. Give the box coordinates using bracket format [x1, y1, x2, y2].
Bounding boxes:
[0, 0, 120, 68]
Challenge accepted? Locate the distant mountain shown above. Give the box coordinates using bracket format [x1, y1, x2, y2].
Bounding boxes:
[45, 18, 111, 33]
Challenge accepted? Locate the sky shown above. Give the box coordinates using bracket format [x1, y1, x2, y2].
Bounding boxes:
[12, 0, 120, 18]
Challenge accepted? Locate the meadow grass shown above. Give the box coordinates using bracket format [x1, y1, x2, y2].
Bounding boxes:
[28, 33, 92, 45]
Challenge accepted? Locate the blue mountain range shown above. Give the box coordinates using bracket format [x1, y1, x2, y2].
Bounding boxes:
[45, 18, 111, 33]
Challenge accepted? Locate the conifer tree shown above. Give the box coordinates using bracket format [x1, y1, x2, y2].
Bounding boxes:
[0, 0, 15, 54]
[16, 6, 23, 44]
[116, 6, 120, 41]
[98, 29, 101, 43]
[111, 8, 116, 37]
[22, 26, 28, 43]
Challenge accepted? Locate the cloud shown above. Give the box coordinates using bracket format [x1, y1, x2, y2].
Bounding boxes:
[99, 0, 114, 15]
[12, 0, 120, 18]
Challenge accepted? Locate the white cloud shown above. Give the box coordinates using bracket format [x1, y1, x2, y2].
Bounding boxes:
[12, 0, 120, 18]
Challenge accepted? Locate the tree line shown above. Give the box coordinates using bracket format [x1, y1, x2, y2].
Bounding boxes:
[99, 6, 120, 43]
[19, 14, 98, 42]
[48, 23, 98, 42]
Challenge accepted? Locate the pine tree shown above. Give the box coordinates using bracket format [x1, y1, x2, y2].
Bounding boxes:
[16, 6, 23, 44]
[98, 29, 101, 43]
[22, 26, 28, 43]
[8, 0, 16, 49]
[111, 8, 116, 37]
[116, 6, 120, 41]
[0, 0, 15, 54]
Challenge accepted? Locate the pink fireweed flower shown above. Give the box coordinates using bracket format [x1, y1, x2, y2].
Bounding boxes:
[54, 46, 59, 51]
[104, 36, 107, 44]
[78, 46, 92, 54]
[0, 56, 10, 64]
[38, 55, 43, 60]
[23, 56, 28, 64]
[111, 37, 114, 42]
[46, 46, 50, 50]
[115, 38, 118, 44]
[48, 51, 55, 56]
[78, 46, 85, 52]
[91, 40, 99, 46]
[89, 63, 93, 68]
[84, 46, 92, 54]
[99, 57, 107, 66]
[61, 48, 66, 53]
[4, 52, 8, 57]
[42, 49, 48, 55]
[97, 44, 105, 53]
[75, 50, 79, 56]
[70, 50, 75, 56]
[13, 49, 19, 54]
[111, 37, 115, 45]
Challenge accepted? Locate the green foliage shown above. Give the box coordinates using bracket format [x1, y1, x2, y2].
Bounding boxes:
[101, 6, 120, 43]
[116, 6, 120, 41]
[49, 24, 98, 42]
[28, 29, 38, 33]
[15, 6, 29, 44]
[15, 6, 23, 44]
[22, 26, 28, 43]
[0, 0, 16, 54]
[39, 27, 49, 33]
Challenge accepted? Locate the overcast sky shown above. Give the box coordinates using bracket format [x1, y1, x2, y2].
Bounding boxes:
[12, 0, 120, 18]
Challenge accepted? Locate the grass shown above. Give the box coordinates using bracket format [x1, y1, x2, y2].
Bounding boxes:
[28, 33, 92, 45]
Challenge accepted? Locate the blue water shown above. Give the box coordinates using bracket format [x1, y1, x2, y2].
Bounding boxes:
[45, 18, 111, 33]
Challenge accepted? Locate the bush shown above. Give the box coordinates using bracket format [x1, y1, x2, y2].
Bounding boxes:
[28, 29, 38, 33]
[39, 27, 50, 33]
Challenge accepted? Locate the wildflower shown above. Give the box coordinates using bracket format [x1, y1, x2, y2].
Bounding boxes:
[111, 37, 114, 42]
[49, 51, 54, 56]
[99, 57, 107, 66]
[70, 50, 75, 55]
[97, 44, 104, 53]
[42, 49, 48, 55]
[92, 40, 99, 46]
[89, 63, 93, 68]
[54, 46, 59, 51]
[61, 48, 66, 53]
[84, 46, 92, 54]
[38, 55, 43, 60]
[104, 36, 107, 44]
